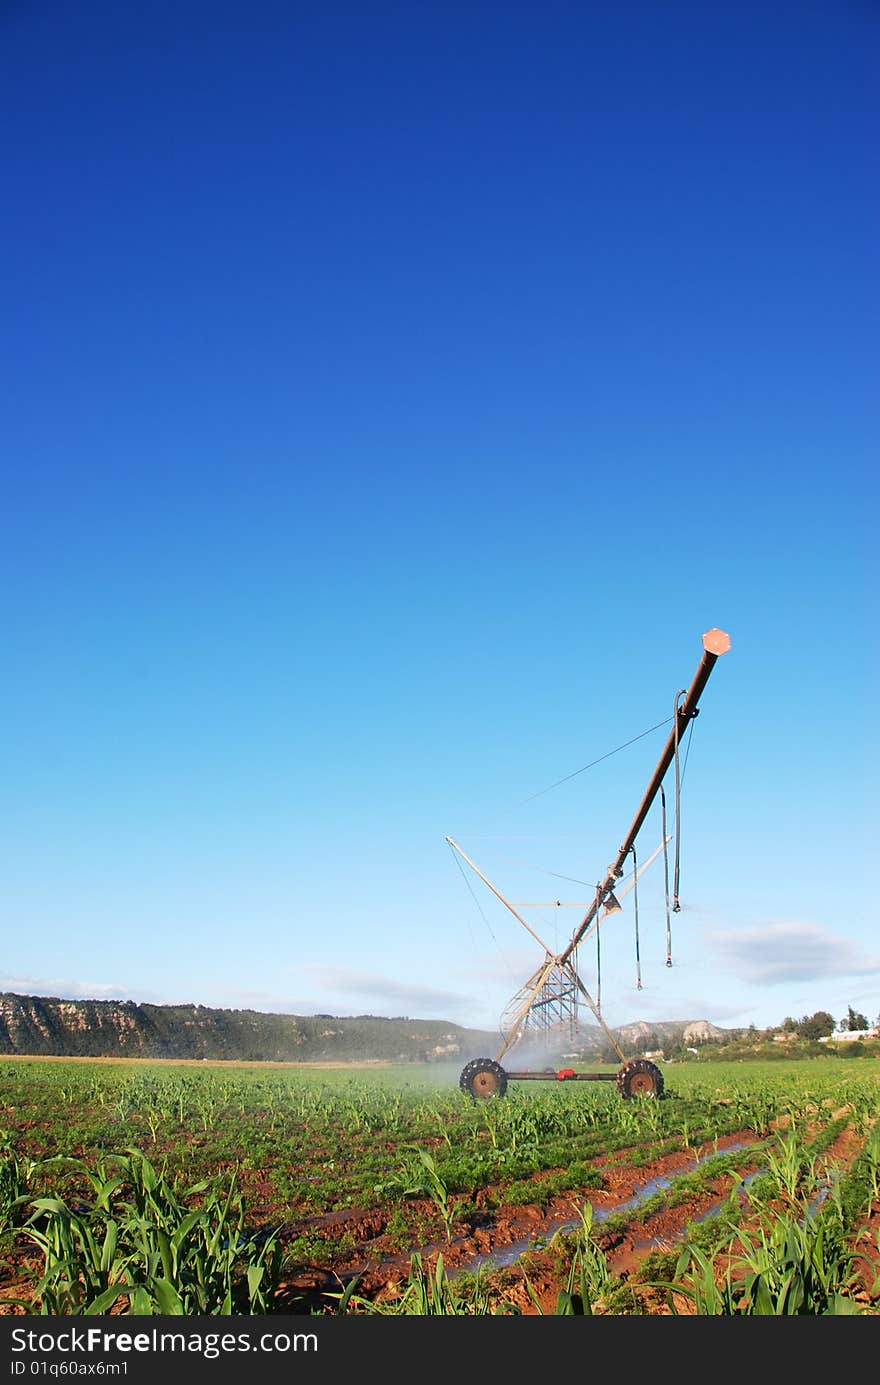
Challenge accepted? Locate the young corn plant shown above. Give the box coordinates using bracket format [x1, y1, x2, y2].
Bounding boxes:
[331, 1253, 505, 1315]
[729, 1208, 863, 1314]
[25, 1197, 129, 1314]
[478, 1104, 501, 1150]
[565, 1200, 613, 1301]
[402, 1149, 456, 1243]
[529, 1201, 613, 1315]
[23, 1151, 283, 1316]
[662, 1199, 864, 1315]
[763, 1130, 816, 1205]
[430, 1111, 453, 1148]
[119, 1150, 284, 1314]
[861, 1125, 880, 1203]
[391, 1254, 466, 1315]
[0, 1131, 37, 1238]
[659, 1242, 742, 1315]
[861, 1227, 880, 1300]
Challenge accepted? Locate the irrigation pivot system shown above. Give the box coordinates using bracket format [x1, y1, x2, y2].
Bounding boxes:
[451, 627, 731, 1101]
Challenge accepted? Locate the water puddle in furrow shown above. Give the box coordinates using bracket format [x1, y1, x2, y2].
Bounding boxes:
[630, 1173, 833, 1251]
[631, 1169, 762, 1250]
[449, 1142, 756, 1278]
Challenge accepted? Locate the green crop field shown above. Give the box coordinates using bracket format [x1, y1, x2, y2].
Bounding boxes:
[1, 1056, 878, 1315]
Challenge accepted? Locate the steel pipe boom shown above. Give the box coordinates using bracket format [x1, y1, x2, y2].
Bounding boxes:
[559, 628, 730, 965]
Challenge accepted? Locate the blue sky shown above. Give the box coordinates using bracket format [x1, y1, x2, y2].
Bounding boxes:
[2, 2, 877, 1039]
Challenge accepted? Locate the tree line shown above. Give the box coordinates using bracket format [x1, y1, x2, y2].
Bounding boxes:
[778, 1006, 875, 1041]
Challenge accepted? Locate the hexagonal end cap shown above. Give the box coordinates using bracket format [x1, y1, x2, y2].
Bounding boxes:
[702, 628, 731, 655]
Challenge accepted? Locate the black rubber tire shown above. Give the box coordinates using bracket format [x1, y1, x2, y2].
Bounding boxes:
[615, 1058, 664, 1100]
[459, 1058, 508, 1099]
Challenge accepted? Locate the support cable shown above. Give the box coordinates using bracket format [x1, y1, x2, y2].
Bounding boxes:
[660, 785, 673, 966]
[631, 843, 642, 991]
[680, 711, 697, 786]
[448, 839, 506, 964]
[517, 716, 673, 806]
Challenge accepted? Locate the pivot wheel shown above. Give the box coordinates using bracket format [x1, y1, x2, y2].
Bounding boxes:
[616, 1058, 664, 1100]
[459, 1058, 508, 1099]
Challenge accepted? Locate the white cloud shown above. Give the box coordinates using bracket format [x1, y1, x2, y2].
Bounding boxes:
[706, 921, 880, 986]
[295, 963, 478, 1019]
[0, 974, 155, 1003]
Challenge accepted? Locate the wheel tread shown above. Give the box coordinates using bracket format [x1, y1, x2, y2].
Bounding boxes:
[616, 1057, 664, 1100]
[460, 1057, 508, 1098]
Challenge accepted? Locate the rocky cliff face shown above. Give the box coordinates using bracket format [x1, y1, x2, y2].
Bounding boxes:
[0, 994, 148, 1055]
[0, 993, 498, 1063]
[613, 1018, 728, 1051]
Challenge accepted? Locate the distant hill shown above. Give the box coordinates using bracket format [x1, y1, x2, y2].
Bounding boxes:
[615, 1018, 729, 1049]
[0, 992, 500, 1063]
[0, 992, 734, 1064]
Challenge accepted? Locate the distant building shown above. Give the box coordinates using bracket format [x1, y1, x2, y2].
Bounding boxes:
[818, 1028, 879, 1043]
